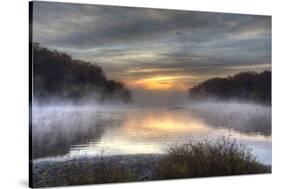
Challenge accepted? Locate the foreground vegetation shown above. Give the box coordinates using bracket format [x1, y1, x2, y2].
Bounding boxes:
[31, 138, 270, 188]
[154, 137, 270, 179]
[189, 71, 271, 105]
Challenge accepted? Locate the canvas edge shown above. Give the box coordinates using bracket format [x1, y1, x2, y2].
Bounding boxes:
[29, 1, 34, 188]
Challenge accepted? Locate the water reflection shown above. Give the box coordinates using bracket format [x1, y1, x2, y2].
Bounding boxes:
[32, 104, 271, 165]
[32, 110, 124, 158]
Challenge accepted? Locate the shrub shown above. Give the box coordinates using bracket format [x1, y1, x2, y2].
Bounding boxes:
[153, 137, 270, 179]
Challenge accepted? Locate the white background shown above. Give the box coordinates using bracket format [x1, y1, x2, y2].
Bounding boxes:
[0, 0, 280, 188]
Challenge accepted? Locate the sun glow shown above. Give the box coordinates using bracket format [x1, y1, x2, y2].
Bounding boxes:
[120, 111, 209, 136]
[127, 75, 194, 91]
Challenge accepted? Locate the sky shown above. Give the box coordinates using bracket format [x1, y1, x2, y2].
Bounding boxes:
[32, 1, 271, 101]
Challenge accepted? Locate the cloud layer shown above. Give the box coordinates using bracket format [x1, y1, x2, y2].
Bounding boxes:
[33, 1, 271, 91]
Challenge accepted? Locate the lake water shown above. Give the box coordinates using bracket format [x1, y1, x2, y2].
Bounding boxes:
[31, 102, 272, 165]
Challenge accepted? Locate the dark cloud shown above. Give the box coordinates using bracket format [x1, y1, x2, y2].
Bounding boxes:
[33, 1, 271, 48]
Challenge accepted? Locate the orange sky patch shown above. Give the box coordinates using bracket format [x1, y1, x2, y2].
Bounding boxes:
[126, 75, 194, 91]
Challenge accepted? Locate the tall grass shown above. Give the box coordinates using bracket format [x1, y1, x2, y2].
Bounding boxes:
[153, 137, 270, 179]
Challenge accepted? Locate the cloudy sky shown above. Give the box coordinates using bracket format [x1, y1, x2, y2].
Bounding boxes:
[33, 1, 271, 96]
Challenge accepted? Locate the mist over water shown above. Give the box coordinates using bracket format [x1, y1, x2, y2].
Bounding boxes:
[188, 100, 271, 135]
[32, 94, 272, 165]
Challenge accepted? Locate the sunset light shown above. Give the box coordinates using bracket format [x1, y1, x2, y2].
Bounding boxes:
[127, 75, 194, 91]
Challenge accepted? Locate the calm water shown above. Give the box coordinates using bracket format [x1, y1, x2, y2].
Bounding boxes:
[32, 102, 272, 165]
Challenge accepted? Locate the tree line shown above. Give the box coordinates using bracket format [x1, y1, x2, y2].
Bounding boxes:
[188, 70, 271, 105]
[32, 43, 131, 104]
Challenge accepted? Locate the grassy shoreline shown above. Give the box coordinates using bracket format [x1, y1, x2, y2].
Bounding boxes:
[31, 139, 271, 188]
